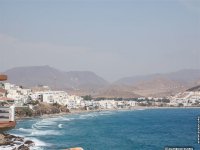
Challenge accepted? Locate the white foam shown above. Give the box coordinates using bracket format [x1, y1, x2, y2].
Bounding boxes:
[78, 111, 114, 120]
[30, 147, 44, 150]
[0, 136, 47, 150]
[31, 118, 59, 130]
[29, 137, 47, 150]
[137, 108, 145, 110]
[18, 127, 33, 133]
[79, 113, 98, 119]
[42, 117, 63, 122]
[58, 124, 63, 128]
[61, 117, 74, 121]
[31, 130, 61, 136]
[0, 145, 16, 150]
[18, 128, 61, 136]
[36, 120, 57, 126]
[27, 137, 47, 147]
[99, 111, 115, 115]
[32, 124, 49, 129]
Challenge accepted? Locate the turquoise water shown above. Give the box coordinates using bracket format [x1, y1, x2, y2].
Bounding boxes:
[8, 109, 200, 150]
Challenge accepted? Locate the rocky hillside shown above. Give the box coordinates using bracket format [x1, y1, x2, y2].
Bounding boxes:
[187, 85, 200, 91]
[5, 66, 108, 92]
[96, 85, 141, 98]
[4, 66, 200, 98]
[15, 102, 69, 118]
[115, 69, 200, 97]
[116, 69, 200, 86]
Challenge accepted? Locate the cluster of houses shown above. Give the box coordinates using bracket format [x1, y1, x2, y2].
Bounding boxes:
[1, 82, 200, 110]
[0, 83, 84, 109]
[0, 83, 139, 110]
[169, 91, 200, 107]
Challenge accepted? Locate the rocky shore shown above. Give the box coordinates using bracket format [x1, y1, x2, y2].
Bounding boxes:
[15, 104, 197, 120]
[15, 102, 70, 119]
[0, 106, 196, 150]
[0, 133, 34, 150]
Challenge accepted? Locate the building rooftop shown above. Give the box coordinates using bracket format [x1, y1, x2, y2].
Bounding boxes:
[0, 88, 6, 94]
[0, 75, 7, 81]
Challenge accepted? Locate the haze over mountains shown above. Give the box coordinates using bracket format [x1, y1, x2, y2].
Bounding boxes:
[5, 66, 108, 93]
[4, 66, 200, 98]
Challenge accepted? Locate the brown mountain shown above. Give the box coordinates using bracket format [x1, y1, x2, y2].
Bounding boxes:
[96, 85, 141, 98]
[5, 66, 108, 94]
[4, 66, 200, 98]
[115, 69, 200, 97]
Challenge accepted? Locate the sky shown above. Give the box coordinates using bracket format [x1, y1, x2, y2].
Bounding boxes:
[0, 0, 200, 81]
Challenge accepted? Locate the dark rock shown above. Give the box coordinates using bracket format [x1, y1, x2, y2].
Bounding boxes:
[13, 140, 23, 145]
[0, 139, 13, 145]
[4, 134, 17, 139]
[15, 137, 24, 142]
[18, 144, 30, 150]
[24, 140, 34, 146]
[0, 133, 34, 149]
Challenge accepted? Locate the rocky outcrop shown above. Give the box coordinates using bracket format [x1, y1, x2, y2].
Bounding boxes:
[15, 102, 70, 118]
[33, 102, 69, 116]
[0, 133, 34, 150]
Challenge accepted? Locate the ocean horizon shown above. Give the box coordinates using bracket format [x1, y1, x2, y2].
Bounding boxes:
[6, 108, 200, 150]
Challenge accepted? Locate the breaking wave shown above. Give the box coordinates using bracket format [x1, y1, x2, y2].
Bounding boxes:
[18, 128, 61, 136]
[9, 110, 117, 150]
[58, 124, 63, 128]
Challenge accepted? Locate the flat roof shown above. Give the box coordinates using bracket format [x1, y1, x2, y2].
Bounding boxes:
[0, 75, 7, 81]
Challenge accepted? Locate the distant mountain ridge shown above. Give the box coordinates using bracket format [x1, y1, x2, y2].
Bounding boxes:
[115, 69, 200, 97]
[116, 69, 200, 86]
[5, 66, 108, 92]
[4, 66, 200, 98]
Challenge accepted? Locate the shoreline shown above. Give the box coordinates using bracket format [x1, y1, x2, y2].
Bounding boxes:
[15, 106, 200, 121]
[0, 133, 34, 150]
[4, 106, 200, 149]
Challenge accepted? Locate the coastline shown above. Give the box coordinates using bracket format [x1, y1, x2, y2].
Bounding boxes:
[0, 133, 34, 150]
[15, 106, 200, 121]
[3, 106, 200, 150]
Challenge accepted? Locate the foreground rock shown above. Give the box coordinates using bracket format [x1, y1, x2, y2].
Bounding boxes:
[0, 133, 34, 150]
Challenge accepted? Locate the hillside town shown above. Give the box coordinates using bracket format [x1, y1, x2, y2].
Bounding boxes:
[1, 82, 200, 112]
[169, 86, 200, 107]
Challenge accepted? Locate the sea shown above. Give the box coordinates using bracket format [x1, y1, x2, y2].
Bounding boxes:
[6, 108, 200, 150]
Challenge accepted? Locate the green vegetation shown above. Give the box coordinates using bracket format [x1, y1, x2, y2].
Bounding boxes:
[15, 102, 70, 118]
[27, 100, 39, 105]
[16, 107, 33, 117]
[178, 103, 184, 107]
[82, 95, 93, 100]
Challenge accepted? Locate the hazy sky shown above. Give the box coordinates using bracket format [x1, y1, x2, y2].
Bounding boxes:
[0, 0, 199, 81]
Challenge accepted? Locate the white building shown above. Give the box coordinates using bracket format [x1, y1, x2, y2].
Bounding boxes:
[4, 83, 32, 106]
[170, 91, 200, 106]
[98, 100, 117, 109]
[31, 90, 83, 109]
[125, 101, 137, 107]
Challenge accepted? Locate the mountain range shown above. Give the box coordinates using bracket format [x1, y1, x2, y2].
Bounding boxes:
[4, 66, 200, 98]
